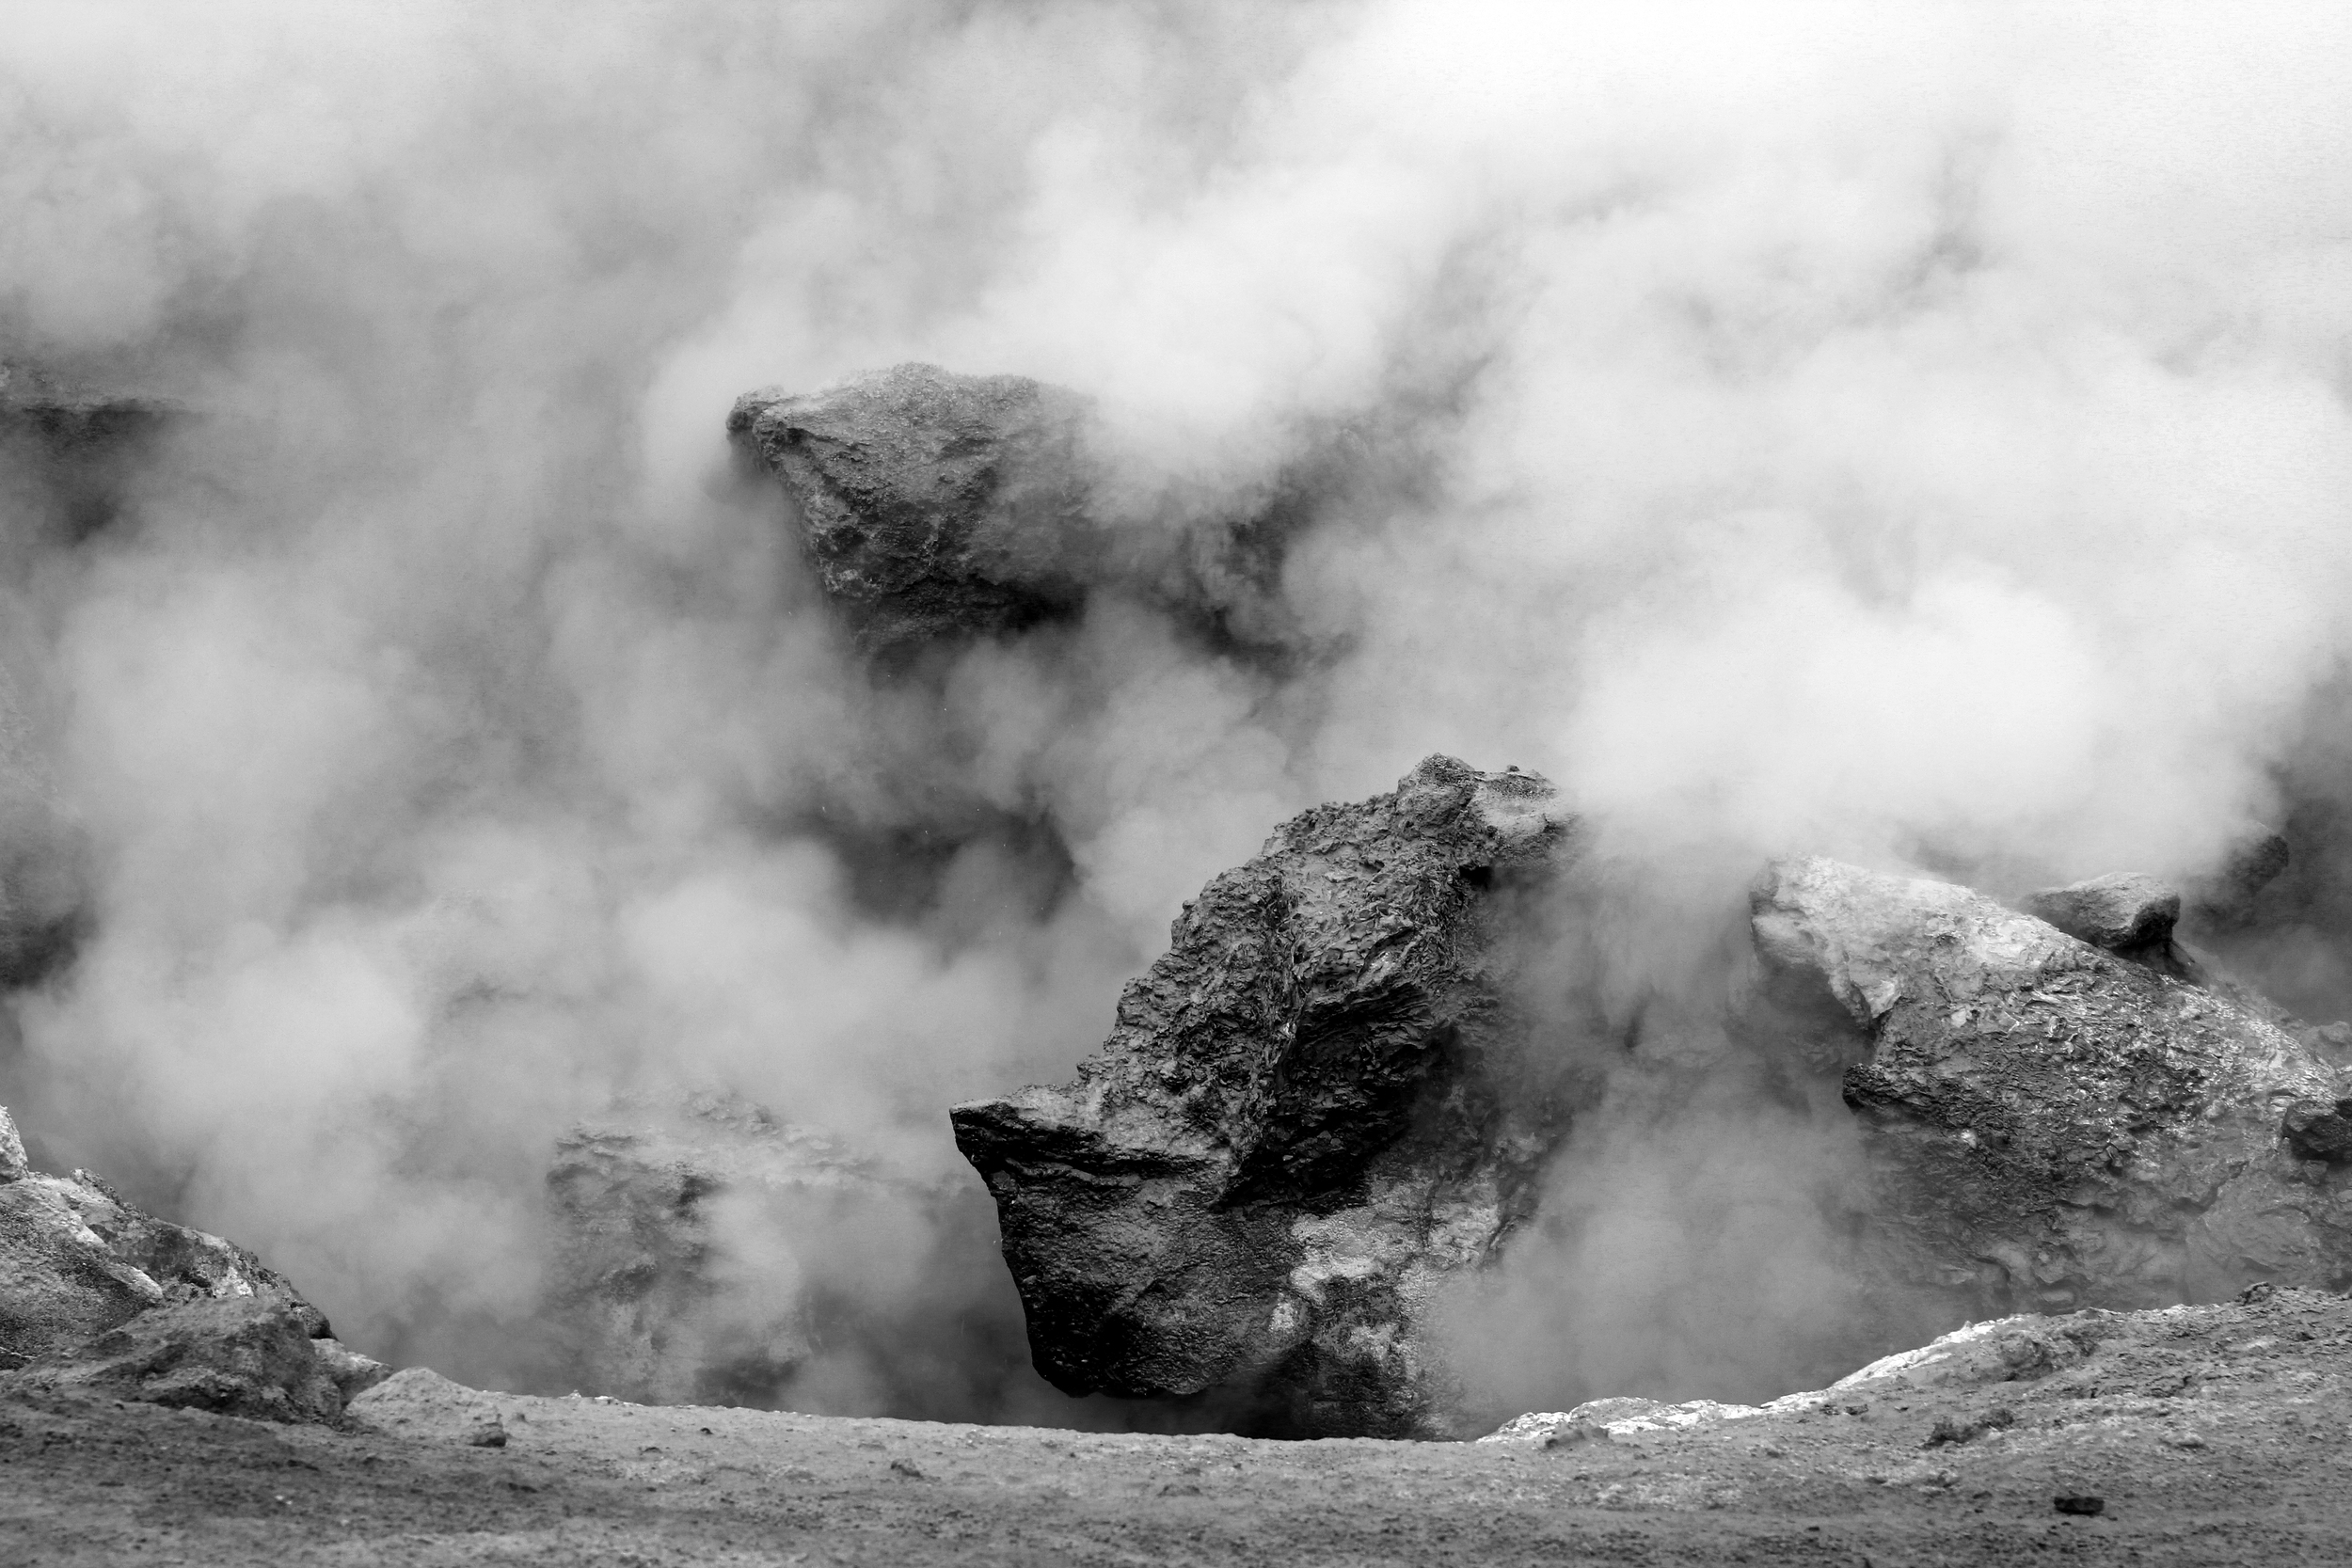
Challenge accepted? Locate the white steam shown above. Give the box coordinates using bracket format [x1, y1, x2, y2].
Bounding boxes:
[2, 1, 2348, 1413]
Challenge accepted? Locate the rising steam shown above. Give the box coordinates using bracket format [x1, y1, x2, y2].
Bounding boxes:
[2, 1, 2348, 1418]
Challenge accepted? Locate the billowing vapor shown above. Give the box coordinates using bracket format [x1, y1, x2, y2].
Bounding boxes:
[2, 0, 2349, 1419]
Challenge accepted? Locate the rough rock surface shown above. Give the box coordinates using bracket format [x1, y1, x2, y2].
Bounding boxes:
[728, 365, 1098, 655]
[0, 1296, 379, 1423]
[727, 363, 1300, 659]
[2023, 871, 2180, 954]
[0, 1101, 377, 1423]
[952, 756, 1579, 1438]
[0, 1103, 328, 1370]
[1752, 857, 2352, 1315]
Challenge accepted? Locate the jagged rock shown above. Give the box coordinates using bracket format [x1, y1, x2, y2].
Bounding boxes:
[0, 1104, 329, 1370]
[2021, 872, 2179, 953]
[952, 756, 1579, 1438]
[1751, 857, 2352, 1313]
[0, 1296, 367, 1423]
[727, 363, 1301, 659]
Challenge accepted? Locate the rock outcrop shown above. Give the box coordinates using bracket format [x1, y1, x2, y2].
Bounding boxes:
[0, 1102, 380, 1421]
[1752, 857, 2352, 1314]
[952, 756, 1580, 1438]
[727, 363, 1300, 660]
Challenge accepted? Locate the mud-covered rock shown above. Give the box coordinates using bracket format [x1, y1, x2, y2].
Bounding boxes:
[0, 1104, 329, 1370]
[727, 363, 1303, 660]
[952, 756, 1579, 1438]
[2022, 872, 2179, 954]
[1751, 857, 2352, 1314]
[0, 1296, 358, 1423]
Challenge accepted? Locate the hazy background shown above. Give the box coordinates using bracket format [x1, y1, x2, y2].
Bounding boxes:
[2, 0, 2348, 1419]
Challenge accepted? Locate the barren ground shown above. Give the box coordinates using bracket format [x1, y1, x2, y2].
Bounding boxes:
[5, 1289, 2351, 1566]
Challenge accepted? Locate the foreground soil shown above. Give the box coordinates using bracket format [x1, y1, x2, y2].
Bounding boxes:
[4, 1289, 2350, 1566]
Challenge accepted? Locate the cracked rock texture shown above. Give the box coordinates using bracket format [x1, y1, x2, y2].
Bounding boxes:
[1752, 857, 2352, 1317]
[951, 755, 1580, 1438]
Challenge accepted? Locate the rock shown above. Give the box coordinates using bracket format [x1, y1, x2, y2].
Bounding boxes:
[1480, 1399, 1762, 1445]
[2187, 828, 2291, 928]
[2021, 872, 2179, 953]
[545, 1091, 988, 1411]
[1751, 858, 2352, 1314]
[728, 365, 1097, 656]
[344, 1365, 509, 1441]
[727, 363, 1302, 660]
[951, 756, 1580, 1438]
[0, 1104, 329, 1370]
[0, 1296, 346, 1422]
[2280, 1098, 2352, 1164]
[0, 358, 179, 544]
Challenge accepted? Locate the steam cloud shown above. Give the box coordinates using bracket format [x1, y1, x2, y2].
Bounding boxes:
[3, 0, 2349, 1418]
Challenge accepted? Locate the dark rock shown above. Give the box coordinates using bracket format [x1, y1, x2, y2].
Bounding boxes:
[728, 365, 1098, 656]
[0, 1103, 330, 1370]
[2022, 872, 2179, 953]
[727, 363, 1305, 661]
[2053, 1494, 2106, 1516]
[1751, 858, 2352, 1314]
[2280, 1098, 2352, 1164]
[0, 1296, 347, 1423]
[2188, 828, 2291, 928]
[951, 756, 1580, 1438]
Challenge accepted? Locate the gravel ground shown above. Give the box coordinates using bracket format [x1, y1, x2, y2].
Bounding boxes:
[4, 1287, 2349, 1566]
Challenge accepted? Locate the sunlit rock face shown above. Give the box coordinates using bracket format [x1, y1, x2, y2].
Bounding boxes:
[0, 1102, 381, 1423]
[0, 1104, 331, 1370]
[1753, 857, 2352, 1315]
[952, 756, 1582, 1439]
